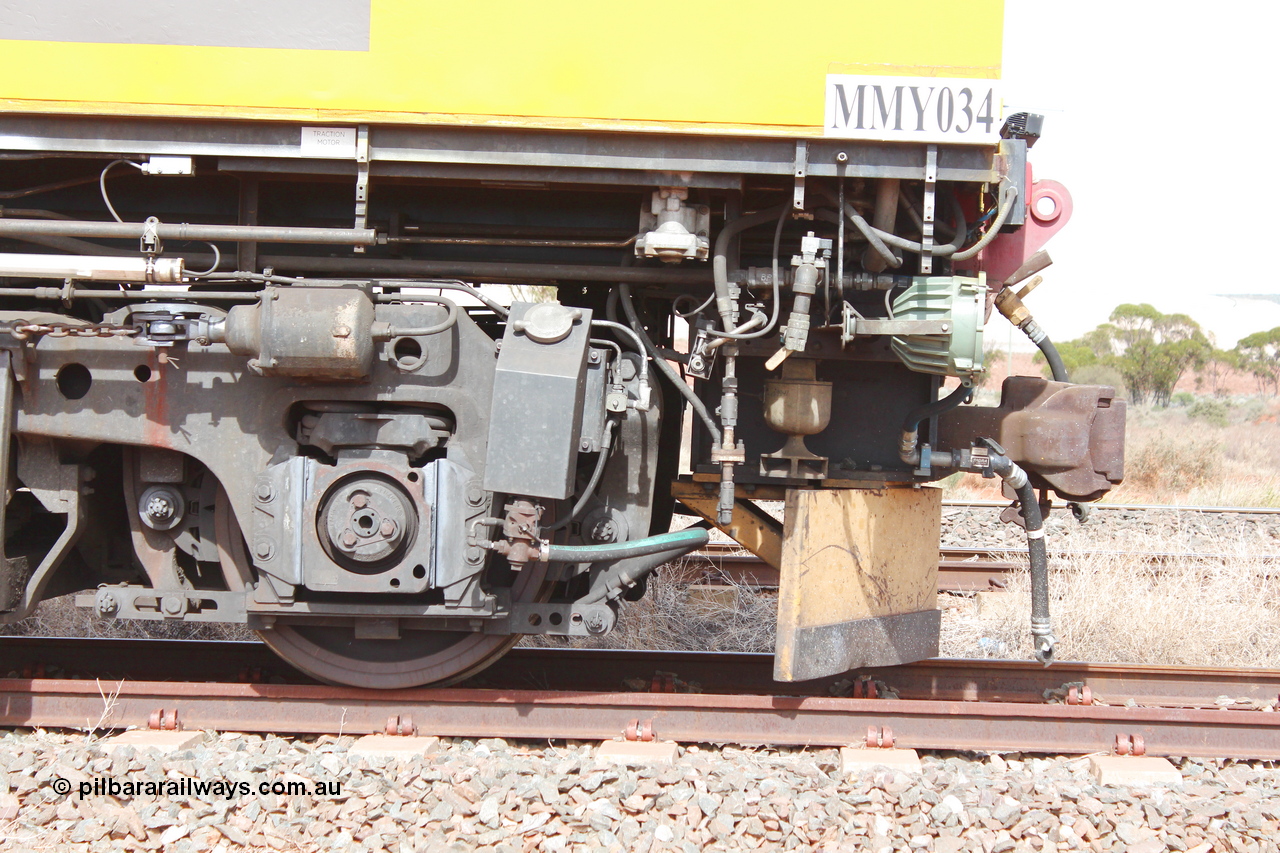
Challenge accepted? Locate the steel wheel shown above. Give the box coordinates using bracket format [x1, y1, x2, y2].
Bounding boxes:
[215, 490, 547, 689]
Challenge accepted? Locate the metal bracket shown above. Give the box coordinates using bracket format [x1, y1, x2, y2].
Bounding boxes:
[793, 140, 808, 210]
[384, 715, 417, 736]
[148, 708, 181, 731]
[865, 725, 896, 748]
[499, 602, 616, 637]
[920, 145, 938, 274]
[624, 719, 656, 742]
[77, 585, 248, 623]
[354, 125, 370, 254]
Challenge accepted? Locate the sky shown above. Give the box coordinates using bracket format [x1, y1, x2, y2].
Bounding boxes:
[998, 0, 1280, 349]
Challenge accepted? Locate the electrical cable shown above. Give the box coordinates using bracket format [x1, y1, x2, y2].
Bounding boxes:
[99, 159, 144, 223]
[543, 418, 618, 533]
[672, 291, 716, 319]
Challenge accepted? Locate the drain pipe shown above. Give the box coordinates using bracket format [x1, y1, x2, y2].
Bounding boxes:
[983, 439, 1057, 665]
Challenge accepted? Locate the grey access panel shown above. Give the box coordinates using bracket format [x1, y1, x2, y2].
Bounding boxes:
[483, 303, 592, 500]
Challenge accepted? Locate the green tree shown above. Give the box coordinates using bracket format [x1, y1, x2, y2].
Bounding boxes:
[1236, 327, 1280, 396]
[1195, 349, 1241, 397]
[1067, 305, 1210, 406]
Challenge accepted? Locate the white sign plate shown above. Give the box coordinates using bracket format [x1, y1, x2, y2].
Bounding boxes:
[300, 126, 358, 158]
[824, 75, 1003, 144]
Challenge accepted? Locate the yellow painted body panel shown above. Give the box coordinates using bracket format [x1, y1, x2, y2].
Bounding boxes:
[0, 0, 1003, 135]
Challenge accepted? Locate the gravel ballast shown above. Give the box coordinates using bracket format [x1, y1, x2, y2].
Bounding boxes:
[3, 730, 1280, 852]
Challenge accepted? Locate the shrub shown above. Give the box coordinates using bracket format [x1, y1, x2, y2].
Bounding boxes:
[1123, 431, 1221, 492]
[1188, 398, 1230, 427]
[1070, 364, 1128, 400]
[1172, 391, 1195, 407]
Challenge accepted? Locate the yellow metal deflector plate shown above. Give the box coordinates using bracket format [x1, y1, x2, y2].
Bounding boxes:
[774, 486, 941, 682]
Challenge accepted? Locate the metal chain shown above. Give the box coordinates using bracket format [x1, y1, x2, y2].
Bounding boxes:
[5, 322, 138, 341]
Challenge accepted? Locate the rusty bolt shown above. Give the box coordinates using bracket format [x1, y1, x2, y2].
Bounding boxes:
[333, 324, 352, 338]
[161, 595, 184, 617]
[379, 520, 396, 537]
[351, 494, 368, 509]
[341, 530, 358, 548]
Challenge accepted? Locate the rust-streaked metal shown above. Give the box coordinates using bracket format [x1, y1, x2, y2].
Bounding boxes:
[1, 676, 1278, 759]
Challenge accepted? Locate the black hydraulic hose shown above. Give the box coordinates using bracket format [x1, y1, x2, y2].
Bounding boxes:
[1036, 335, 1070, 383]
[618, 283, 722, 445]
[898, 384, 972, 467]
[1013, 478, 1050, 629]
[902, 384, 972, 435]
[544, 419, 617, 533]
[545, 528, 709, 564]
[711, 204, 789, 330]
[987, 444, 1056, 666]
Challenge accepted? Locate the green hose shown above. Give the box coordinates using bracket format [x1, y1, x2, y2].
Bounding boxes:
[545, 528, 709, 563]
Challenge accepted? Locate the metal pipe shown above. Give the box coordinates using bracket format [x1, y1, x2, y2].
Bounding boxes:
[0, 218, 378, 246]
[0, 252, 184, 282]
[259, 255, 712, 286]
[385, 235, 638, 249]
[0, 286, 258, 301]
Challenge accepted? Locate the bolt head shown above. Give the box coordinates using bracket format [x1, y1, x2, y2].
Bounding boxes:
[96, 592, 118, 617]
[351, 494, 368, 509]
[146, 495, 175, 520]
[341, 530, 358, 548]
[580, 439, 592, 452]
[255, 482, 274, 502]
[254, 539, 275, 559]
[379, 519, 396, 537]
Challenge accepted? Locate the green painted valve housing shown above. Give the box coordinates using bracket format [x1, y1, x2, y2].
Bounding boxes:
[889, 274, 988, 386]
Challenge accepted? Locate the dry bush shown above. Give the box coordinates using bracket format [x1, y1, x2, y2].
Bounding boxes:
[1121, 430, 1221, 493]
[942, 536, 1280, 667]
[521, 558, 777, 653]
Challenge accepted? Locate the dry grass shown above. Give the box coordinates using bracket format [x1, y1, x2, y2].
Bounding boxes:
[521, 558, 777, 654]
[941, 531, 1280, 667]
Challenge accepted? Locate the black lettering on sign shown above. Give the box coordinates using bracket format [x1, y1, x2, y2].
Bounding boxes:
[825, 76, 1002, 143]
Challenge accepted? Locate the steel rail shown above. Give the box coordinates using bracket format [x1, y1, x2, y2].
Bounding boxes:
[942, 500, 1280, 516]
[0, 675, 1276, 759]
[5, 638, 1280, 709]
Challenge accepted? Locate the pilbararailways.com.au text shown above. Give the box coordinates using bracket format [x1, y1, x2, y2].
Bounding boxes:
[52, 776, 340, 800]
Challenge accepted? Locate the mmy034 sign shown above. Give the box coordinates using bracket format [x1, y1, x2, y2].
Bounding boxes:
[824, 75, 1003, 145]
